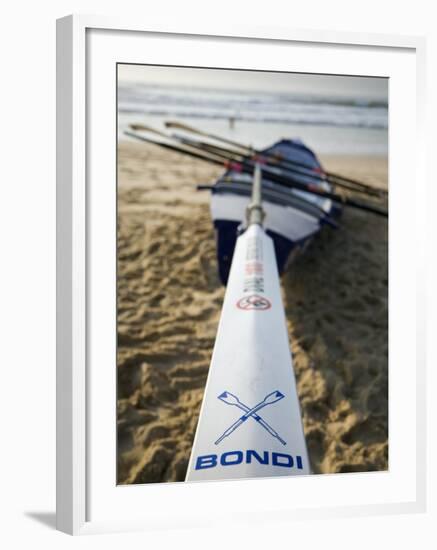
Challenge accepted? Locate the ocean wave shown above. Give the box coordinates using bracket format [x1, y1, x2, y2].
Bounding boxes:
[118, 106, 388, 129]
[118, 83, 388, 130]
[119, 83, 388, 108]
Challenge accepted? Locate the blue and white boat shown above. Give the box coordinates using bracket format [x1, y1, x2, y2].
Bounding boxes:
[208, 139, 340, 285]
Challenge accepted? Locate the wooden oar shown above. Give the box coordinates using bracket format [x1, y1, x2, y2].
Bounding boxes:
[129, 123, 383, 199]
[124, 130, 388, 218]
[173, 134, 383, 199]
[165, 120, 252, 152]
[165, 120, 387, 197]
[130, 123, 332, 186]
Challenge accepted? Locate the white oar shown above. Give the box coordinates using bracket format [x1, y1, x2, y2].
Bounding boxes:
[186, 164, 310, 481]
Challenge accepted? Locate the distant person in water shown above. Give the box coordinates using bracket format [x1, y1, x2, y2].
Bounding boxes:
[229, 116, 235, 130]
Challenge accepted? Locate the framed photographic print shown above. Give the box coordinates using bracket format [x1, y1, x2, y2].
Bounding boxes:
[56, 15, 426, 535]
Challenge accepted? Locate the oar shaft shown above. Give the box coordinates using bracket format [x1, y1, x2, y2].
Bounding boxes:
[241, 162, 387, 217]
[256, 419, 286, 445]
[242, 164, 387, 217]
[214, 418, 246, 445]
[329, 177, 383, 197]
[124, 131, 224, 167]
[325, 170, 387, 194]
[246, 164, 264, 226]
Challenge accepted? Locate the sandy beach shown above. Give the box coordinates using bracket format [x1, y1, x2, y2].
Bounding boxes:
[117, 141, 388, 484]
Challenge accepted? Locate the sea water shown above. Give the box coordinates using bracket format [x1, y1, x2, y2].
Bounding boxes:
[117, 83, 388, 156]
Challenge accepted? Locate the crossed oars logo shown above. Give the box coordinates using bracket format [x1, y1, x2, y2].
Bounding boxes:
[215, 390, 286, 446]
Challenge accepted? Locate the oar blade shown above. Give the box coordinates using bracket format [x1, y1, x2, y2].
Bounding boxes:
[262, 390, 285, 405]
[186, 224, 310, 481]
[165, 120, 205, 135]
[218, 391, 240, 406]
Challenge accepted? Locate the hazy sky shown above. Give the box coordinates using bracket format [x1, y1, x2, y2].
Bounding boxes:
[118, 64, 388, 100]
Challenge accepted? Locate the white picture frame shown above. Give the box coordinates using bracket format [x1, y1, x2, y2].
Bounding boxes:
[56, 14, 427, 535]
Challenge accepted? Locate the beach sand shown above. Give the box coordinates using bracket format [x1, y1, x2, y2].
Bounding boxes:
[117, 141, 388, 484]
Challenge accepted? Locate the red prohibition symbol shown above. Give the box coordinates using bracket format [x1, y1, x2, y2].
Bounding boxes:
[236, 294, 271, 311]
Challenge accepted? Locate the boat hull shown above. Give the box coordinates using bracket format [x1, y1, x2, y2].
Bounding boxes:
[209, 139, 338, 285]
